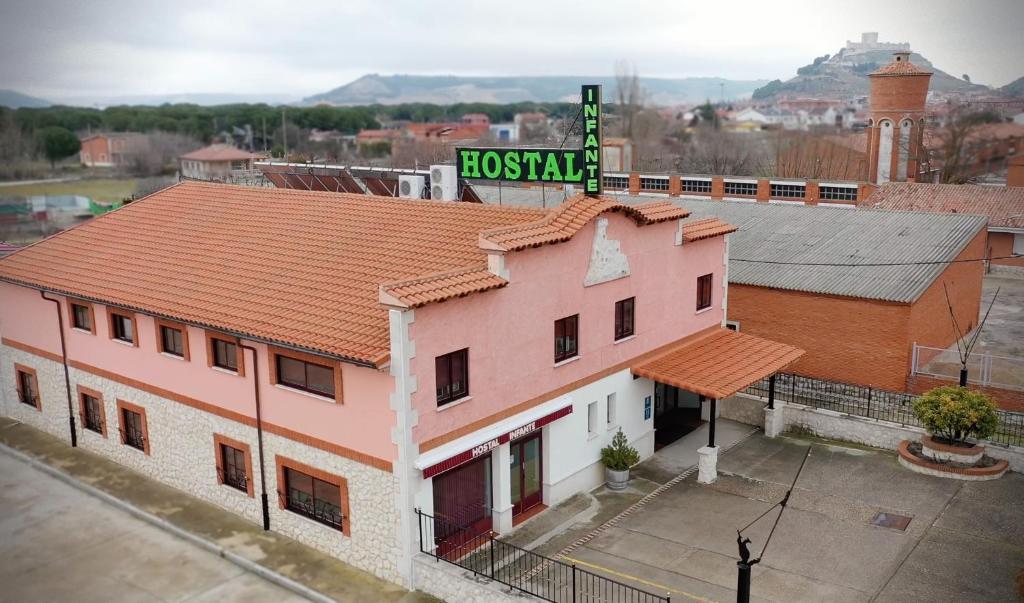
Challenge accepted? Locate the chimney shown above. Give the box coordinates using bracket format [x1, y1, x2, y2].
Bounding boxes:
[1008, 155, 1024, 188]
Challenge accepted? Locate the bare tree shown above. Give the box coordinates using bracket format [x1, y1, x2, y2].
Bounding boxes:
[614, 61, 644, 140]
[930, 103, 1002, 184]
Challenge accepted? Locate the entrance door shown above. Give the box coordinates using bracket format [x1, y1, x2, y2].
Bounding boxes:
[654, 382, 703, 449]
[510, 432, 543, 516]
[432, 454, 492, 557]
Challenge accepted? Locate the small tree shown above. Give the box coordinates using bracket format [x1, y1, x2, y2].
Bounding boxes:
[38, 126, 81, 168]
[912, 386, 998, 446]
[600, 429, 640, 471]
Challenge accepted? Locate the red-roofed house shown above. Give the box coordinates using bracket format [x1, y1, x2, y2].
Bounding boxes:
[179, 144, 259, 180]
[79, 133, 148, 167]
[0, 181, 797, 590]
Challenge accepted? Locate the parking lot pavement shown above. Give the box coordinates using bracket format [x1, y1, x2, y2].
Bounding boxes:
[0, 453, 309, 603]
[551, 434, 1024, 603]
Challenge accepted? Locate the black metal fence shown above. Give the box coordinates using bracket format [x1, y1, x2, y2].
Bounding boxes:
[744, 372, 1024, 447]
[416, 509, 671, 603]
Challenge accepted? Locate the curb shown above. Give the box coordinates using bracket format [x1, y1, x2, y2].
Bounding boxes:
[0, 442, 337, 603]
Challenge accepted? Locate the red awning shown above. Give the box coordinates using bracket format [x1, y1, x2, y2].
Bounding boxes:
[632, 328, 804, 399]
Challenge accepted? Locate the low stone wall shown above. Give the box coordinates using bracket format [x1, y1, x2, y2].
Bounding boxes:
[413, 555, 521, 603]
[779, 401, 1024, 473]
[719, 395, 765, 427]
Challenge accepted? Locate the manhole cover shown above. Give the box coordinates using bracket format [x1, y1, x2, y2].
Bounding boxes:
[870, 512, 912, 531]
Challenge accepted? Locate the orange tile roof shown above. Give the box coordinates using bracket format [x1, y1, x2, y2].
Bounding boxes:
[479, 197, 688, 251]
[380, 266, 507, 309]
[0, 182, 546, 365]
[681, 217, 738, 242]
[180, 144, 257, 162]
[0, 183, 685, 367]
[632, 328, 804, 400]
[865, 182, 1024, 228]
[870, 58, 932, 77]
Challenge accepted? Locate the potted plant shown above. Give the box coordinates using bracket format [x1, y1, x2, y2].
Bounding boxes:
[601, 429, 640, 490]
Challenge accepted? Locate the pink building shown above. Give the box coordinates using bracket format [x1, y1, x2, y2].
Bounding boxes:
[0, 181, 799, 589]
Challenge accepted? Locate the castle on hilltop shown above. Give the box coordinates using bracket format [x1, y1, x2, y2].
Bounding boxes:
[844, 32, 911, 56]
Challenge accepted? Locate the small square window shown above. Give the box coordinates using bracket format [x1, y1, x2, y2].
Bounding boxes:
[435, 348, 469, 407]
[121, 408, 145, 451]
[71, 303, 92, 331]
[697, 274, 713, 311]
[82, 393, 104, 434]
[111, 313, 134, 343]
[16, 368, 38, 409]
[554, 315, 579, 363]
[614, 298, 635, 341]
[212, 338, 238, 371]
[220, 443, 248, 492]
[160, 325, 184, 357]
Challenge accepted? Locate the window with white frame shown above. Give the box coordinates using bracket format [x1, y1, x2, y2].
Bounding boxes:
[639, 177, 669, 191]
[682, 179, 712, 193]
[606, 393, 617, 426]
[587, 401, 598, 436]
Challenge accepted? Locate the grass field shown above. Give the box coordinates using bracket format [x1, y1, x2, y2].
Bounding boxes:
[0, 178, 139, 203]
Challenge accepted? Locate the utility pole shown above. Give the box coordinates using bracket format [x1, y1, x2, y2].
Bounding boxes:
[281, 108, 288, 159]
[262, 117, 268, 154]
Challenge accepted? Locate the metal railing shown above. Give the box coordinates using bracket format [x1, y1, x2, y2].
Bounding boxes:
[744, 373, 1024, 447]
[912, 344, 1024, 391]
[416, 509, 670, 603]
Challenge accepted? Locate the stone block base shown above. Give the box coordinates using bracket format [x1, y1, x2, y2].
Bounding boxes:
[697, 445, 718, 484]
[764, 403, 785, 438]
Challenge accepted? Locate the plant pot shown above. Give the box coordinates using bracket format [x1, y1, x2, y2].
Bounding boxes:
[920, 435, 984, 464]
[605, 467, 630, 490]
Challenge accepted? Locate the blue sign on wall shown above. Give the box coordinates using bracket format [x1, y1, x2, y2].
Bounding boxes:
[644, 396, 652, 421]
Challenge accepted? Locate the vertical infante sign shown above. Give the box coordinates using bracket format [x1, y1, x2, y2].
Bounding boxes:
[581, 84, 602, 195]
[456, 85, 603, 197]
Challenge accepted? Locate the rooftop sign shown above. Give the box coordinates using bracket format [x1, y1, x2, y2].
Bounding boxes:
[456, 85, 603, 196]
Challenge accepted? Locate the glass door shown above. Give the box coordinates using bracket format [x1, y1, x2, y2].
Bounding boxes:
[510, 432, 543, 516]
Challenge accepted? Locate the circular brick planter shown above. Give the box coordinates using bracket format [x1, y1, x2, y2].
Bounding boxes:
[897, 440, 1008, 481]
[920, 435, 984, 465]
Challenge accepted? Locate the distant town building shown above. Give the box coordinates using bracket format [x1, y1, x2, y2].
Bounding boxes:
[179, 144, 259, 180]
[843, 32, 911, 57]
[79, 133, 148, 168]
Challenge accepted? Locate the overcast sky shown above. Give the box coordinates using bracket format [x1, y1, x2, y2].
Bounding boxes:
[1, 0, 1021, 102]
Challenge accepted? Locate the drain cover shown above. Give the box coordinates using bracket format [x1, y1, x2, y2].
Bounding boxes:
[870, 512, 912, 531]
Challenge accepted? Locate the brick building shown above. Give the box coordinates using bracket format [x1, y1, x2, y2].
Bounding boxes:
[864, 182, 1024, 275]
[865, 52, 932, 184]
[676, 200, 987, 392]
[79, 133, 148, 167]
[0, 181, 798, 592]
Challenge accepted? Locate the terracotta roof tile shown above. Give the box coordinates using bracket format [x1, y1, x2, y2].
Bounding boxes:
[0, 182, 545, 365]
[870, 58, 932, 77]
[180, 144, 258, 162]
[632, 328, 804, 400]
[682, 217, 738, 242]
[480, 196, 688, 251]
[380, 266, 507, 308]
[866, 182, 1024, 228]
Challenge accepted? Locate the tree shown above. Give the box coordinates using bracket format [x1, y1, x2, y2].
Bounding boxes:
[912, 386, 998, 446]
[931, 103, 1003, 183]
[614, 61, 644, 140]
[38, 126, 80, 167]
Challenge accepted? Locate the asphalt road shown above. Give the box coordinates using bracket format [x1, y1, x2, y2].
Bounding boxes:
[0, 452, 309, 603]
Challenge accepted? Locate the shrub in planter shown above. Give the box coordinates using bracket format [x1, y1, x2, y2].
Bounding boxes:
[912, 386, 998, 447]
[601, 429, 640, 490]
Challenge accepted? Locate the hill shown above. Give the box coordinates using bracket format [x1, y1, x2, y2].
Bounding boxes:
[999, 76, 1024, 98]
[0, 89, 51, 108]
[304, 74, 770, 106]
[752, 47, 987, 100]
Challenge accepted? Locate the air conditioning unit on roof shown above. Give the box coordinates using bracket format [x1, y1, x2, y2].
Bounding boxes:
[429, 165, 458, 201]
[398, 174, 425, 199]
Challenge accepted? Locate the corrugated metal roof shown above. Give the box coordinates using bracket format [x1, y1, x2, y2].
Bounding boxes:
[671, 200, 987, 303]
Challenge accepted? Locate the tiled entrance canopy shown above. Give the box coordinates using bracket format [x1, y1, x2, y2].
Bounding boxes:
[632, 328, 804, 399]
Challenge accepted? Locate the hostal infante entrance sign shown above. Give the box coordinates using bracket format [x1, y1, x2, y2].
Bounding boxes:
[457, 85, 603, 196]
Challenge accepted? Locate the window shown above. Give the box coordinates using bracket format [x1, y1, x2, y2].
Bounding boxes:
[213, 339, 238, 371]
[1013, 233, 1024, 256]
[275, 353, 336, 398]
[639, 177, 669, 191]
[81, 391, 104, 435]
[70, 302, 93, 332]
[697, 274, 713, 311]
[723, 181, 758, 196]
[682, 179, 712, 194]
[603, 175, 630, 190]
[606, 393, 617, 426]
[554, 315, 579, 363]
[614, 297, 635, 341]
[109, 311, 135, 344]
[284, 466, 343, 531]
[435, 348, 469, 406]
[160, 325, 185, 357]
[220, 444, 248, 492]
[725, 320, 740, 332]
[120, 406, 146, 452]
[819, 185, 858, 201]
[769, 183, 806, 199]
[15, 366, 39, 410]
[587, 401, 598, 436]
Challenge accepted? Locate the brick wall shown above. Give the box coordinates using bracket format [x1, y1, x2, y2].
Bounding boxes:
[908, 227, 986, 349]
[726, 284, 912, 391]
[906, 375, 1024, 412]
[989, 231, 1024, 268]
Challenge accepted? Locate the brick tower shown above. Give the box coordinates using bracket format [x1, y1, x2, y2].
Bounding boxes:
[866, 51, 932, 184]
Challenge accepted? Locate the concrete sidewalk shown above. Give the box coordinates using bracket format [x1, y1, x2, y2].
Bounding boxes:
[0, 418, 436, 603]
